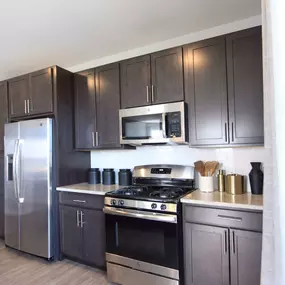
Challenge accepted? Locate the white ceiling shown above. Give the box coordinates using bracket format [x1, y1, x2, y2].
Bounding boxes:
[0, 0, 261, 81]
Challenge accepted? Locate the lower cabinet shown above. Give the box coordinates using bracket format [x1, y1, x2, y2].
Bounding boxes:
[59, 195, 106, 268]
[183, 205, 262, 285]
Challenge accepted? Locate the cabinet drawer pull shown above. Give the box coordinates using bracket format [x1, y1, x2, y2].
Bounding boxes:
[231, 122, 234, 142]
[217, 214, 242, 221]
[73, 199, 86, 203]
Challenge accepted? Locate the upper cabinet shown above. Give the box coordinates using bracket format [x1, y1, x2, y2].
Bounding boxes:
[120, 47, 184, 108]
[120, 55, 151, 108]
[8, 68, 54, 119]
[74, 63, 122, 150]
[185, 26, 264, 146]
[184, 37, 228, 146]
[0, 81, 8, 151]
[227, 27, 264, 145]
[151, 47, 184, 104]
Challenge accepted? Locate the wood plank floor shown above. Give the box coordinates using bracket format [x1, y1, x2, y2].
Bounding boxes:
[0, 245, 109, 285]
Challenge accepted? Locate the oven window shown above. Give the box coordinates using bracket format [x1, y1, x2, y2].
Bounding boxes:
[106, 214, 178, 269]
[122, 114, 163, 140]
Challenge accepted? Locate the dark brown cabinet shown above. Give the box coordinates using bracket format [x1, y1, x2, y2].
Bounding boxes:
[96, 63, 121, 148]
[60, 205, 82, 259]
[8, 68, 54, 119]
[29, 68, 53, 115]
[59, 192, 105, 268]
[120, 47, 184, 108]
[184, 223, 229, 285]
[8, 75, 30, 118]
[0, 81, 8, 151]
[227, 27, 264, 145]
[230, 229, 262, 285]
[74, 69, 96, 149]
[120, 55, 151, 108]
[184, 37, 228, 146]
[185, 27, 264, 147]
[151, 47, 184, 104]
[183, 205, 262, 285]
[74, 63, 122, 150]
[82, 208, 105, 267]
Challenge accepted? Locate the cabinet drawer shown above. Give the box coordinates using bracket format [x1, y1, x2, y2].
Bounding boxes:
[183, 205, 262, 232]
[59, 192, 104, 210]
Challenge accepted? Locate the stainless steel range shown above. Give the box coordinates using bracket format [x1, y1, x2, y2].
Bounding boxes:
[104, 164, 195, 285]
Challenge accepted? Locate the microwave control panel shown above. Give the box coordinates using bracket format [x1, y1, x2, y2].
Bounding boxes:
[167, 112, 181, 138]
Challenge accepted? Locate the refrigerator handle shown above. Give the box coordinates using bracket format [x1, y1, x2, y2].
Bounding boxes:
[17, 140, 24, 204]
[13, 140, 19, 200]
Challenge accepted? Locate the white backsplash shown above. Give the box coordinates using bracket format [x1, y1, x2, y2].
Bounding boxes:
[91, 145, 267, 192]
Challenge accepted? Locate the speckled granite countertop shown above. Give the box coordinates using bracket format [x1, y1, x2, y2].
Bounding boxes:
[181, 190, 263, 211]
[56, 183, 119, 195]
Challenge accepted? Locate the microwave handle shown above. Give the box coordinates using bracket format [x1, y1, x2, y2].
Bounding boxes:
[162, 113, 166, 138]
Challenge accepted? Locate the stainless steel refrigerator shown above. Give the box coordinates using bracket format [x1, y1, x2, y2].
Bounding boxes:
[4, 118, 53, 259]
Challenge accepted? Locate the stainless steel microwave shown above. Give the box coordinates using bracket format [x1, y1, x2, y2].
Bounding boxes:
[119, 102, 188, 145]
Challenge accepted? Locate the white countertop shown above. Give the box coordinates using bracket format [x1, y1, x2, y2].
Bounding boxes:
[181, 190, 263, 211]
[56, 183, 119, 195]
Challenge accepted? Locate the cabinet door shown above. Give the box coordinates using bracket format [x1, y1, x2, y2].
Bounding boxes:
[96, 63, 121, 148]
[29, 68, 54, 115]
[0, 82, 8, 151]
[227, 27, 264, 145]
[82, 209, 105, 267]
[151, 47, 184, 104]
[230, 229, 262, 285]
[8, 75, 29, 118]
[60, 205, 82, 259]
[184, 37, 228, 146]
[184, 223, 230, 285]
[120, 55, 151, 108]
[74, 69, 96, 149]
[0, 195, 4, 239]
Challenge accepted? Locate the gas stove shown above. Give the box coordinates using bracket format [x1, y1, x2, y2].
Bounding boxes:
[105, 164, 195, 213]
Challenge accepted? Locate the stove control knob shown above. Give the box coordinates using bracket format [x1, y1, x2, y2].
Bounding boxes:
[119, 200, 124, 206]
[151, 203, 157, 209]
[111, 199, 117, 206]
[161, 204, 167, 211]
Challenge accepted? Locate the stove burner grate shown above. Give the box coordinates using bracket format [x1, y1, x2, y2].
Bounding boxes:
[149, 187, 184, 199]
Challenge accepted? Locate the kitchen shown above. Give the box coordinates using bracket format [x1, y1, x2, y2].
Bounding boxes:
[0, 0, 281, 285]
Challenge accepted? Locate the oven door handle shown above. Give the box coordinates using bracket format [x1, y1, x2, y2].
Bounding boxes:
[103, 207, 177, 224]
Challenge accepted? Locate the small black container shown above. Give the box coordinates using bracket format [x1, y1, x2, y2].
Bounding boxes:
[249, 162, 264, 195]
[88, 168, 101, 184]
[103, 168, 115, 185]
[119, 169, 132, 186]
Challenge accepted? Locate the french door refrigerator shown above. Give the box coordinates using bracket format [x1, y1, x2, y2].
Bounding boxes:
[4, 118, 53, 259]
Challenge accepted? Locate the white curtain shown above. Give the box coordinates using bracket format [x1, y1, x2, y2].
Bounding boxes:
[261, 0, 285, 284]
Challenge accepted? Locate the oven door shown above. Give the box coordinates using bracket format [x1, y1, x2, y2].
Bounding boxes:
[104, 207, 179, 271]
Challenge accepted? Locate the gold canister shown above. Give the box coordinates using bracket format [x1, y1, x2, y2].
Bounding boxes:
[226, 174, 244, 195]
[218, 170, 226, 192]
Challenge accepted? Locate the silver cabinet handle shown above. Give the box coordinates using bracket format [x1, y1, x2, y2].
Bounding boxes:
[24, 100, 27, 114]
[231, 122, 234, 142]
[104, 206, 177, 224]
[217, 214, 242, 221]
[27, 99, 30, 114]
[73, 199, 86, 203]
[146, 86, 150, 103]
[95, 132, 99, 146]
[76, 210, 80, 227]
[92, 132, 95, 147]
[224, 230, 228, 254]
[80, 211, 85, 228]
[162, 113, 166, 138]
[232, 231, 236, 254]
[225, 122, 228, 143]
[151, 85, 155, 102]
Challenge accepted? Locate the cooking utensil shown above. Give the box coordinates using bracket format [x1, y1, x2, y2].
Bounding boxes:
[204, 161, 219, 176]
[194, 161, 205, 177]
[209, 161, 219, 176]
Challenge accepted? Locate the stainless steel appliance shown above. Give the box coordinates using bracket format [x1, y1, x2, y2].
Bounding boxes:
[104, 164, 195, 285]
[4, 118, 53, 259]
[119, 102, 187, 145]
